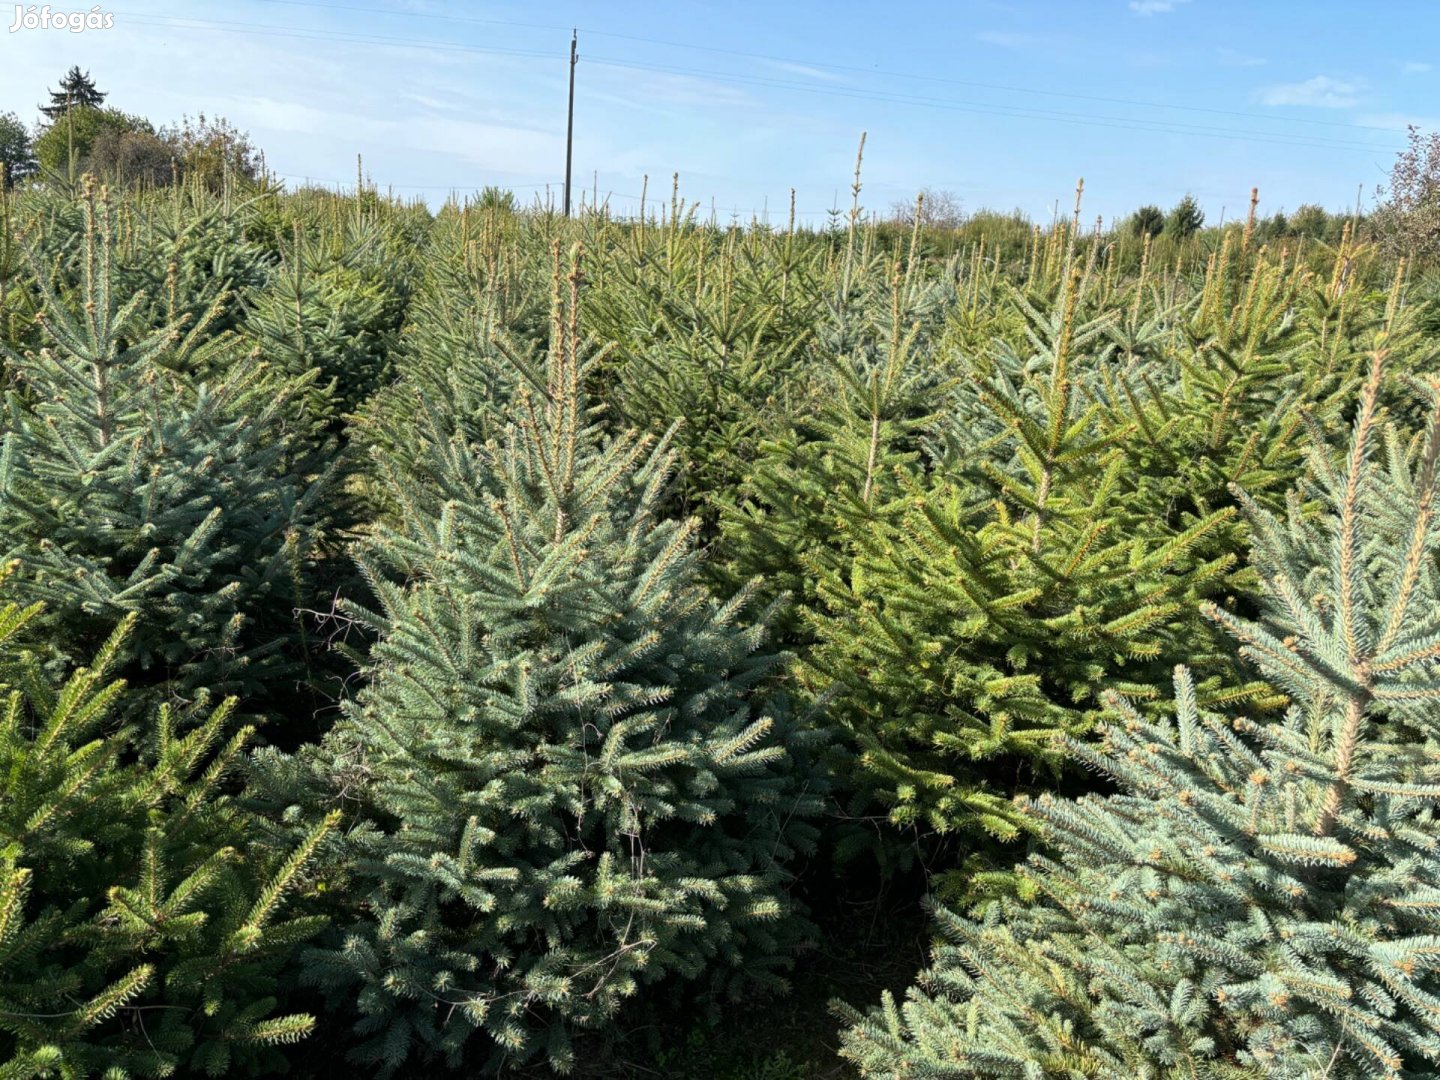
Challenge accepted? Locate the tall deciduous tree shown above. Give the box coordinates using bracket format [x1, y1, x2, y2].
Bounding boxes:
[160, 113, 261, 191]
[30, 106, 151, 177]
[0, 112, 36, 189]
[1374, 125, 1440, 260]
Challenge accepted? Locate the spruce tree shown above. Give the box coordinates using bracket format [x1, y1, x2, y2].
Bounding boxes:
[354, 203, 540, 504]
[39, 67, 107, 120]
[583, 211, 824, 529]
[0, 181, 329, 712]
[0, 112, 36, 190]
[1130, 205, 1165, 238]
[282, 245, 823, 1074]
[1166, 194, 1205, 240]
[241, 230, 386, 437]
[806, 274, 1248, 853]
[1100, 240, 1321, 526]
[715, 258, 945, 641]
[241, 214, 417, 437]
[0, 571, 336, 1077]
[838, 348, 1440, 1079]
[119, 185, 274, 348]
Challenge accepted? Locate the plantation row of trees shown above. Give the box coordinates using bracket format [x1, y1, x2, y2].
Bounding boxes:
[9, 68, 1440, 262]
[1124, 194, 1382, 249]
[7, 70, 1440, 1079]
[0, 67, 258, 190]
[875, 127, 1440, 264]
[890, 188, 1357, 248]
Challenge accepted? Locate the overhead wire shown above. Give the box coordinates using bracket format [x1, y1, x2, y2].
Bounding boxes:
[106, 5, 1403, 216]
[248, 0, 1408, 137]
[112, 9, 1400, 156]
[581, 53, 1395, 153]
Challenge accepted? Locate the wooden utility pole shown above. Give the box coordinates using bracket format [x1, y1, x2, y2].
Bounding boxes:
[564, 29, 577, 216]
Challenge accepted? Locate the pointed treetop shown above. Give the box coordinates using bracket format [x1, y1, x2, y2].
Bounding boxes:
[39, 66, 106, 120]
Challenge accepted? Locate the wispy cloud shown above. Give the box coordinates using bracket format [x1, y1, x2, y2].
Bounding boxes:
[1128, 0, 1190, 15]
[584, 70, 756, 124]
[400, 92, 453, 112]
[764, 60, 845, 83]
[1356, 112, 1440, 133]
[1260, 75, 1365, 108]
[1400, 60, 1433, 75]
[1217, 47, 1265, 68]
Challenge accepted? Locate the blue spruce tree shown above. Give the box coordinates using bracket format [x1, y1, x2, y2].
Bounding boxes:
[284, 244, 824, 1074]
[838, 345, 1440, 1078]
[0, 180, 330, 712]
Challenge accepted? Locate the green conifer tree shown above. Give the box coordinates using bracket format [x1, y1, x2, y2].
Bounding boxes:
[0, 569, 336, 1077]
[1130, 205, 1165, 238]
[0, 112, 36, 190]
[240, 218, 403, 437]
[838, 348, 1440, 1079]
[38, 67, 107, 121]
[807, 274, 1248, 855]
[583, 212, 823, 529]
[1166, 194, 1205, 240]
[0, 181, 329, 712]
[355, 205, 549, 512]
[282, 246, 823, 1074]
[715, 258, 945, 641]
[121, 186, 273, 347]
[1101, 239, 1320, 524]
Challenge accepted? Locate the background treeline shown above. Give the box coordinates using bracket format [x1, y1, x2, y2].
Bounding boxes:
[8, 69, 1440, 1079]
[0, 70, 1401, 256]
[1, 67, 259, 192]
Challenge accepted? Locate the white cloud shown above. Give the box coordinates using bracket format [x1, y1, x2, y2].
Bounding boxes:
[1260, 75, 1365, 108]
[1217, 48, 1265, 68]
[764, 60, 845, 83]
[1129, 0, 1190, 15]
[1356, 112, 1440, 133]
[1401, 61, 1433, 74]
[399, 92, 452, 113]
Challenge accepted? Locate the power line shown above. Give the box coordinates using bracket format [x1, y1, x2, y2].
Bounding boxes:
[580, 33, 1405, 138]
[255, 0, 568, 36]
[113, 10, 557, 60]
[113, 10, 1399, 158]
[272, 172, 562, 192]
[582, 53, 1396, 155]
[249, 0, 1409, 138]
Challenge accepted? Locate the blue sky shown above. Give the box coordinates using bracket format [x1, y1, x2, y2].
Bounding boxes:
[1, 0, 1435, 224]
